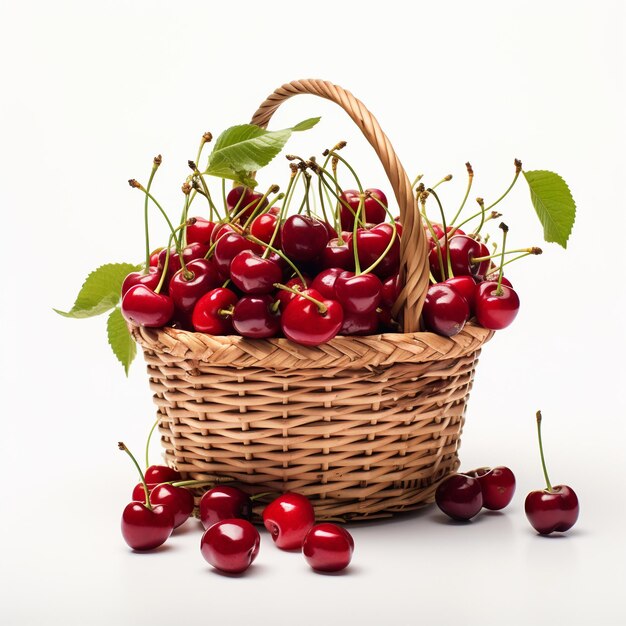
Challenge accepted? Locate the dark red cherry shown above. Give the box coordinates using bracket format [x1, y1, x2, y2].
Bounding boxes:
[281, 215, 329, 261]
[227, 186, 267, 224]
[351, 224, 400, 279]
[122, 267, 162, 297]
[232, 295, 280, 338]
[169, 259, 220, 315]
[474, 281, 520, 330]
[150, 484, 195, 528]
[192, 288, 238, 334]
[200, 519, 260, 574]
[339, 188, 387, 230]
[445, 275, 477, 311]
[448, 235, 490, 278]
[121, 502, 174, 551]
[310, 267, 345, 300]
[435, 473, 483, 521]
[281, 289, 344, 346]
[334, 272, 383, 315]
[320, 237, 354, 271]
[422, 284, 469, 337]
[303, 523, 354, 572]
[229, 250, 283, 294]
[467, 466, 516, 511]
[250, 212, 281, 246]
[381, 274, 401, 308]
[525, 486, 580, 535]
[274, 275, 311, 311]
[186, 217, 216, 245]
[199, 486, 253, 530]
[340, 309, 379, 335]
[213, 232, 262, 279]
[121, 284, 174, 328]
[145, 465, 182, 484]
[263, 492, 315, 550]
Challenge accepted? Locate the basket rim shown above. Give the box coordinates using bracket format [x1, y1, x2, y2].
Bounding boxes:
[129, 322, 493, 370]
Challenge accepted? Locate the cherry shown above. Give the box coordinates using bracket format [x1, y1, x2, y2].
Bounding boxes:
[467, 466, 516, 510]
[226, 186, 267, 223]
[280, 288, 344, 346]
[381, 274, 401, 308]
[310, 267, 345, 300]
[447, 235, 490, 278]
[150, 483, 195, 528]
[350, 224, 400, 279]
[210, 222, 239, 245]
[149, 248, 163, 267]
[321, 220, 338, 240]
[183, 241, 211, 263]
[157, 247, 182, 280]
[339, 188, 387, 230]
[422, 284, 470, 337]
[445, 275, 477, 311]
[229, 250, 283, 295]
[145, 465, 182, 484]
[192, 287, 238, 334]
[186, 217, 216, 245]
[199, 486, 253, 530]
[320, 237, 354, 271]
[525, 411, 579, 535]
[302, 523, 354, 573]
[250, 212, 281, 246]
[213, 232, 262, 279]
[200, 519, 260, 574]
[340, 309, 379, 335]
[281, 215, 329, 262]
[121, 284, 174, 328]
[132, 482, 157, 501]
[484, 273, 513, 288]
[169, 259, 220, 315]
[122, 267, 162, 297]
[334, 272, 383, 315]
[274, 275, 311, 311]
[435, 473, 483, 521]
[263, 492, 316, 550]
[232, 295, 280, 339]
[118, 442, 174, 551]
[474, 281, 520, 330]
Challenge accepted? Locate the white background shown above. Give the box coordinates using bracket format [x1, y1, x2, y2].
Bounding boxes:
[1, 1, 625, 625]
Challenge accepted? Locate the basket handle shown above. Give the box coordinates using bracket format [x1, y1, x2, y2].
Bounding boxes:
[250, 78, 428, 333]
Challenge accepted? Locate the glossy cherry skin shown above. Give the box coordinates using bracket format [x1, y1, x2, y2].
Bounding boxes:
[214, 233, 259, 279]
[445, 275, 477, 311]
[422, 284, 470, 337]
[381, 274, 401, 308]
[186, 217, 216, 245]
[229, 250, 283, 295]
[334, 272, 383, 315]
[232, 295, 280, 339]
[192, 288, 238, 334]
[320, 237, 354, 271]
[150, 484, 195, 528]
[210, 222, 240, 245]
[340, 309, 379, 335]
[303, 523, 354, 572]
[122, 267, 162, 297]
[145, 464, 182, 484]
[339, 188, 387, 230]
[169, 259, 220, 315]
[263, 492, 316, 550]
[281, 289, 344, 346]
[157, 247, 183, 281]
[525, 485, 579, 534]
[274, 276, 311, 311]
[435, 473, 483, 521]
[448, 235, 490, 278]
[199, 486, 253, 530]
[149, 248, 163, 267]
[467, 466, 516, 511]
[121, 502, 175, 551]
[121, 284, 174, 328]
[310, 267, 345, 300]
[350, 224, 400, 279]
[250, 212, 281, 246]
[474, 282, 520, 330]
[200, 519, 260, 574]
[131, 482, 157, 502]
[281, 215, 329, 262]
[227, 186, 267, 224]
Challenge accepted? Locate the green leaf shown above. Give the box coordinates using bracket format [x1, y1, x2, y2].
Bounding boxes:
[205, 117, 320, 185]
[107, 307, 136, 375]
[523, 170, 576, 248]
[54, 262, 139, 318]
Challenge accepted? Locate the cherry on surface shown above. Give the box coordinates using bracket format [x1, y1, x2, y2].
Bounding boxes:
[467, 466, 516, 510]
[199, 486, 253, 530]
[302, 523, 354, 573]
[200, 519, 260, 574]
[262, 492, 316, 550]
[121, 502, 175, 551]
[149, 484, 195, 529]
[435, 473, 483, 521]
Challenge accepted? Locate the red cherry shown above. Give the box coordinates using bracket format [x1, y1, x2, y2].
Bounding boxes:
[199, 486, 253, 530]
[340, 309, 379, 335]
[200, 519, 260, 574]
[274, 276, 311, 311]
[250, 212, 281, 246]
[213, 232, 262, 279]
[435, 474, 483, 521]
[281, 215, 329, 261]
[169, 259, 220, 315]
[484, 272, 513, 289]
[121, 502, 175, 551]
[132, 482, 157, 501]
[302, 523, 354, 572]
[149, 248, 163, 267]
[474, 281, 520, 330]
[192, 288, 238, 334]
[186, 217, 216, 245]
[381, 274, 401, 308]
[229, 250, 283, 294]
[467, 466, 516, 510]
[334, 272, 383, 315]
[281, 289, 344, 346]
[122, 267, 162, 297]
[448, 235, 490, 278]
[226, 186, 267, 224]
[210, 222, 239, 245]
[320, 237, 354, 271]
[145, 465, 182, 484]
[157, 247, 182, 281]
[339, 188, 387, 230]
[121, 284, 174, 328]
[445, 275, 477, 311]
[422, 284, 469, 337]
[263, 492, 315, 550]
[232, 295, 280, 339]
[183, 241, 211, 263]
[310, 267, 345, 300]
[321, 221, 338, 240]
[350, 224, 400, 279]
[150, 484, 195, 528]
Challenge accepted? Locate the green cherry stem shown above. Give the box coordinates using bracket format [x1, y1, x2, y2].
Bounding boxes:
[470, 247, 542, 264]
[241, 185, 280, 231]
[273, 283, 327, 314]
[155, 222, 188, 293]
[429, 174, 453, 191]
[248, 234, 305, 284]
[495, 222, 509, 296]
[195, 131, 213, 169]
[427, 187, 453, 279]
[118, 442, 151, 509]
[485, 159, 522, 211]
[128, 179, 177, 241]
[360, 194, 398, 276]
[188, 160, 218, 221]
[500, 250, 541, 269]
[351, 195, 364, 274]
[328, 150, 363, 193]
[143, 155, 162, 271]
[450, 162, 474, 226]
[145, 418, 160, 469]
[265, 167, 299, 256]
[535, 410, 553, 492]
[420, 192, 446, 280]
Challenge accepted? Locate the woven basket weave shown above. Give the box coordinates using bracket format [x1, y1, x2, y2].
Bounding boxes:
[130, 79, 493, 520]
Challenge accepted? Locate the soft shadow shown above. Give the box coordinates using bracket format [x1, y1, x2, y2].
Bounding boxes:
[129, 543, 175, 555]
[206, 563, 270, 579]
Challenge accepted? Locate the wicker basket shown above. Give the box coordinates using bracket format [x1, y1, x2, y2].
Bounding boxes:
[130, 79, 494, 520]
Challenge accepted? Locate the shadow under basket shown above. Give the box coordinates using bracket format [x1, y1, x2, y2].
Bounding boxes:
[131, 323, 493, 521]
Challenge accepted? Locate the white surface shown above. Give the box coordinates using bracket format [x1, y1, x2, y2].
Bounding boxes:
[1, 1, 625, 625]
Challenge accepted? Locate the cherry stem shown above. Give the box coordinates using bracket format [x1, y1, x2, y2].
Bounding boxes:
[361, 195, 398, 276]
[420, 194, 446, 280]
[129, 181, 177, 241]
[430, 174, 452, 190]
[241, 185, 280, 231]
[248, 233, 305, 285]
[311, 161, 357, 224]
[118, 442, 151, 509]
[450, 162, 474, 226]
[250, 491, 274, 501]
[535, 410, 553, 492]
[143, 156, 161, 271]
[328, 150, 363, 193]
[474, 197, 487, 237]
[427, 188, 453, 279]
[221, 179, 229, 220]
[485, 159, 522, 211]
[266, 169, 299, 257]
[155, 223, 187, 293]
[495, 223, 509, 295]
[218, 306, 234, 317]
[145, 418, 160, 469]
[471, 247, 542, 263]
[274, 282, 327, 314]
[500, 250, 541, 268]
[189, 161, 218, 221]
[411, 173, 424, 188]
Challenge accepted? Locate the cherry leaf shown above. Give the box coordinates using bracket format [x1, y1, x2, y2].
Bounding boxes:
[107, 307, 136, 376]
[523, 170, 576, 248]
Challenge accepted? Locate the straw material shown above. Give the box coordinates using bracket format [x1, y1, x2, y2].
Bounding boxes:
[131, 79, 494, 520]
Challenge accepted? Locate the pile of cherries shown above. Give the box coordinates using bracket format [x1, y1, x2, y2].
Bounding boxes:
[121, 148, 540, 344]
[119, 442, 353, 574]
